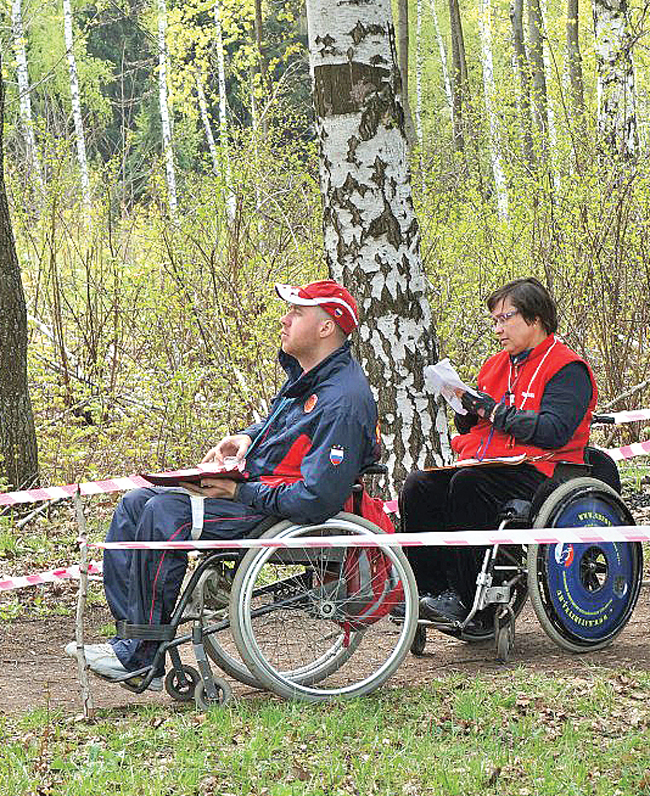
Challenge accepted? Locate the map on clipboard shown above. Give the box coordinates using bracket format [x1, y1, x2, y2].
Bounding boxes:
[140, 459, 248, 486]
[424, 454, 528, 472]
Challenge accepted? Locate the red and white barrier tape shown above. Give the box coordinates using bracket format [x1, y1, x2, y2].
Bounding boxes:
[0, 561, 103, 592]
[4, 524, 649, 593]
[596, 409, 650, 424]
[0, 475, 150, 507]
[94, 525, 650, 551]
[600, 440, 650, 462]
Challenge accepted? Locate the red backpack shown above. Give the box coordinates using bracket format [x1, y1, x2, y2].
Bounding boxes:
[337, 490, 404, 629]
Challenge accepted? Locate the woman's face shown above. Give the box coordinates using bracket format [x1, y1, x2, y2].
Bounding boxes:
[490, 298, 548, 356]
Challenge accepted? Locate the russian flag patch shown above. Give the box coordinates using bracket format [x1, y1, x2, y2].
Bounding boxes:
[329, 446, 344, 466]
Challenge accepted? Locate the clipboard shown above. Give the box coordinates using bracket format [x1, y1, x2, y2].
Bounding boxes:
[140, 462, 249, 487]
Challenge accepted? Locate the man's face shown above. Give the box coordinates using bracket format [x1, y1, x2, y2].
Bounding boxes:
[280, 304, 328, 360]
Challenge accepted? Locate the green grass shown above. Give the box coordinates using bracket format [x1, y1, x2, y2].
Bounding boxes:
[1, 669, 649, 795]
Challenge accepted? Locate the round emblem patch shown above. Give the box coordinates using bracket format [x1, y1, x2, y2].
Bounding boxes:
[304, 394, 318, 413]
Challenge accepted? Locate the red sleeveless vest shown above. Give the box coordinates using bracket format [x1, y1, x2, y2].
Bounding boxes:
[451, 335, 597, 477]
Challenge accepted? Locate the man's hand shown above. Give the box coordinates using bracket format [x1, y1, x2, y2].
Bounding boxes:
[461, 389, 496, 419]
[178, 478, 239, 500]
[202, 434, 252, 465]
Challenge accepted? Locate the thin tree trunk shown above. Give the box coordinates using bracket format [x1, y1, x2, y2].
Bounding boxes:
[510, 0, 535, 170]
[196, 72, 219, 175]
[478, 0, 508, 220]
[566, 0, 586, 122]
[429, 0, 454, 117]
[415, 0, 423, 147]
[215, 0, 236, 224]
[63, 0, 91, 212]
[157, 0, 177, 216]
[306, 0, 444, 486]
[541, 0, 559, 188]
[528, 0, 549, 162]
[0, 54, 39, 490]
[253, 0, 269, 137]
[11, 0, 43, 192]
[448, 0, 468, 153]
[397, 0, 416, 145]
[592, 0, 638, 160]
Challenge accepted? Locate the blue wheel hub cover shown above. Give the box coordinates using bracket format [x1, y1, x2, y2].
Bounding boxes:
[544, 493, 635, 640]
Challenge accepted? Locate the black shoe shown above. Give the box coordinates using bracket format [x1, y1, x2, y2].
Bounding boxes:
[419, 589, 467, 622]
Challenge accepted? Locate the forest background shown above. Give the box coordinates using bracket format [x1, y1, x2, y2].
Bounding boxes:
[0, 0, 649, 493]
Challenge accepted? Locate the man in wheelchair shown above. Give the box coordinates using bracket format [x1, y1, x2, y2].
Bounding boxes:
[401, 277, 598, 626]
[66, 279, 384, 690]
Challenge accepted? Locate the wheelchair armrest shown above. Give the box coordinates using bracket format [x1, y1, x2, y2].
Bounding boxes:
[359, 463, 388, 477]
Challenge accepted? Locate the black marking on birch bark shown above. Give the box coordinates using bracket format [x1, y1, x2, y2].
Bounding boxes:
[313, 62, 390, 118]
[365, 198, 402, 248]
[405, 217, 419, 246]
[346, 135, 360, 165]
[371, 156, 386, 186]
[349, 21, 386, 46]
[315, 33, 338, 57]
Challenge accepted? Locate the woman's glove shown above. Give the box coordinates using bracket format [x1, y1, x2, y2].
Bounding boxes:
[461, 390, 496, 418]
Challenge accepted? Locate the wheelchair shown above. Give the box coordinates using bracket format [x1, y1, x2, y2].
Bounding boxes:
[111, 468, 420, 707]
[409, 447, 644, 662]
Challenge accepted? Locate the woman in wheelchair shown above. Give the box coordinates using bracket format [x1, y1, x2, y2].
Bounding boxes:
[401, 277, 597, 626]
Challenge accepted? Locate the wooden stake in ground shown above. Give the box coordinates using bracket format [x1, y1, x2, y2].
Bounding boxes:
[73, 489, 94, 718]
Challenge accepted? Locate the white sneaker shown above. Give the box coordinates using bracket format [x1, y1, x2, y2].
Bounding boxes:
[64, 641, 163, 692]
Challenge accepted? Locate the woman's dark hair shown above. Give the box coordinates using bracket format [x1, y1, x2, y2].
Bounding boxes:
[486, 277, 558, 334]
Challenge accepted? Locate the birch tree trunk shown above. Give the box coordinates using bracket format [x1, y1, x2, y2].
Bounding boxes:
[510, 0, 535, 170]
[429, 0, 454, 118]
[0, 55, 39, 490]
[540, 0, 559, 189]
[478, 0, 508, 220]
[415, 0, 423, 147]
[253, 0, 269, 137]
[11, 0, 43, 192]
[157, 0, 177, 217]
[448, 0, 469, 153]
[215, 0, 236, 224]
[196, 72, 219, 175]
[527, 0, 549, 162]
[306, 0, 445, 487]
[566, 0, 586, 123]
[592, 0, 638, 160]
[397, 0, 416, 145]
[62, 0, 91, 212]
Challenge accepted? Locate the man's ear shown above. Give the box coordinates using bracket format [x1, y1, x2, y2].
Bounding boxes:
[319, 318, 336, 338]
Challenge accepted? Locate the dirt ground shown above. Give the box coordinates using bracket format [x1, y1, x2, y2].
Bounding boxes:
[1, 583, 649, 717]
[2, 489, 649, 717]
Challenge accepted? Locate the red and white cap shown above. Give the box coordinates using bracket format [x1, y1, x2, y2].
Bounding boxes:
[275, 279, 359, 335]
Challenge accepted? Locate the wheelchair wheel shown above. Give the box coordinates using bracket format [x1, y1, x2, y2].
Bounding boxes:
[528, 477, 642, 653]
[229, 513, 419, 702]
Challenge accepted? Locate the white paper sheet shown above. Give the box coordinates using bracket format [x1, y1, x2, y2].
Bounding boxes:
[424, 358, 480, 414]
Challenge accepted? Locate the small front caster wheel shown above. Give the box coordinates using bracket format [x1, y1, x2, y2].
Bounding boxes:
[411, 624, 427, 656]
[194, 677, 233, 710]
[496, 625, 513, 663]
[165, 665, 201, 702]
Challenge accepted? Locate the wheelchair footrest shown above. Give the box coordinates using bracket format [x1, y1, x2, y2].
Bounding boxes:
[116, 620, 175, 641]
